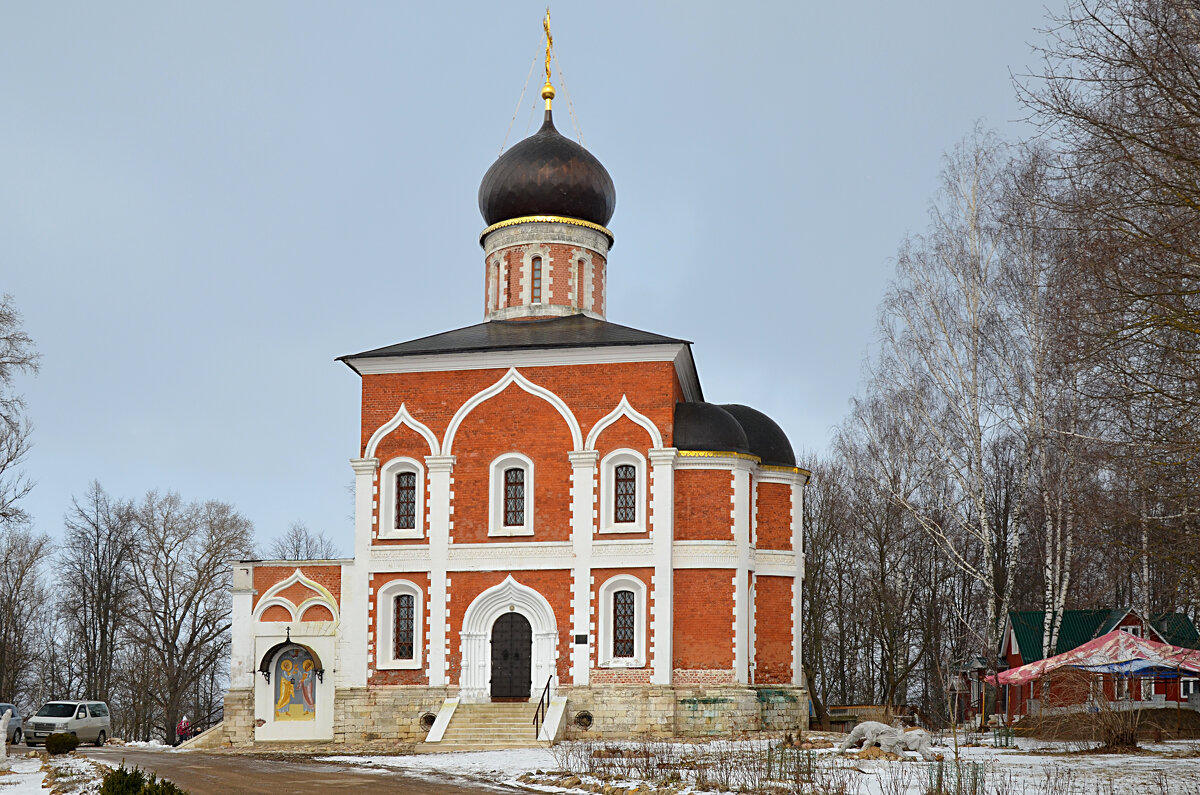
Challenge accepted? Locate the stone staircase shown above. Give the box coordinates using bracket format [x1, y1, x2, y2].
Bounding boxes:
[421, 701, 549, 752]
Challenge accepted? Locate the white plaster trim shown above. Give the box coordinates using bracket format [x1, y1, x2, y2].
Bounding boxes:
[254, 568, 340, 624]
[443, 367, 583, 454]
[374, 578, 424, 670]
[521, 245, 550, 306]
[598, 448, 647, 534]
[489, 452, 535, 537]
[673, 541, 739, 568]
[363, 403, 440, 459]
[377, 456, 425, 540]
[459, 575, 558, 702]
[755, 549, 798, 575]
[349, 344, 682, 377]
[596, 574, 648, 668]
[585, 394, 664, 451]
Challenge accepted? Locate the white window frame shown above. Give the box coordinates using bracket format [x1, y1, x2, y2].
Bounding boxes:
[1181, 678, 1199, 698]
[378, 457, 425, 539]
[596, 574, 647, 668]
[376, 579, 423, 670]
[489, 452, 534, 537]
[599, 449, 646, 534]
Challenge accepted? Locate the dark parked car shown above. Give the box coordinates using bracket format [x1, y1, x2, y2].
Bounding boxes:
[0, 702, 23, 746]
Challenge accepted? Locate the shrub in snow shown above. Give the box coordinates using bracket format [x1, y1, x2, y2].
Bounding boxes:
[45, 733, 81, 755]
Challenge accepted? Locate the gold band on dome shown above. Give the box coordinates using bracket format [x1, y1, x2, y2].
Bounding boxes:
[479, 215, 615, 245]
[761, 464, 812, 477]
[677, 450, 762, 462]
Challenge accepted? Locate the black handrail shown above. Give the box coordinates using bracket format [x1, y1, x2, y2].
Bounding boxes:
[532, 674, 554, 739]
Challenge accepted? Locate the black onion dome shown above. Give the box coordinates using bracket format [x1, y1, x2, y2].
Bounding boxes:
[673, 402, 751, 455]
[719, 404, 796, 467]
[479, 110, 616, 228]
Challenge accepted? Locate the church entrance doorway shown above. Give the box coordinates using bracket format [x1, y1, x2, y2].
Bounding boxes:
[490, 612, 532, 700]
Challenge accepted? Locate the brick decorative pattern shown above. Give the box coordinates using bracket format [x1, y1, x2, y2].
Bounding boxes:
[755, 482, 792, 551]
[486, 243, 607, 315]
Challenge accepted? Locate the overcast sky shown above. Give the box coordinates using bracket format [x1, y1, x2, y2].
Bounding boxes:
[2, 2, 1051, 553]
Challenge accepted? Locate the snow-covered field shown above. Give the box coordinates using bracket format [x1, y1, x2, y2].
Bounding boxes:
[321, 736, 1200, 794]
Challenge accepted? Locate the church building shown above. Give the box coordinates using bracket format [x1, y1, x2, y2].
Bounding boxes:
[224, 40, 809, 746]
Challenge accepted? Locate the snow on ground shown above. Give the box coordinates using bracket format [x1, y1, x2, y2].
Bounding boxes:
[322, 737, 1200, 795]
[321, 747, 558, 790]
[0, 757, 49, 795]
[120, 740, 171, 749]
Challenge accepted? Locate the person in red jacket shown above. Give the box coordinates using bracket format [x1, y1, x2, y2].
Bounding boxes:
[176, 716, 190, 743]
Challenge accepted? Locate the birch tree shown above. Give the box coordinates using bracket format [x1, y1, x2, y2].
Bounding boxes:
[872, 128, 1021, 669]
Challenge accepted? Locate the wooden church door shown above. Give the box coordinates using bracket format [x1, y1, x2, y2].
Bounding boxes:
[490, 612, 533, 700]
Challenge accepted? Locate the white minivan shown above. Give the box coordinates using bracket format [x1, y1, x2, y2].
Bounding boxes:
[25, 701, 110, 746]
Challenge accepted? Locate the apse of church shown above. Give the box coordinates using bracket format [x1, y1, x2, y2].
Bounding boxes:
[225, 15, 809, 745]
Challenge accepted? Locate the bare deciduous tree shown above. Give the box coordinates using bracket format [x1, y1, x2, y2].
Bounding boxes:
[128, 492, 254, 744]
[0, 295, 39, 528]
[59, 481, 136, 703]
[264, 520, 342, 560]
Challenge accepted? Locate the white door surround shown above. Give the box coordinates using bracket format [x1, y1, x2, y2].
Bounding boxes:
[459, 576, 558, 702]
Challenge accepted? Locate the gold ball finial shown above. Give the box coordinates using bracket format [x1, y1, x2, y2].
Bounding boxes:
[541, 82, 555, 101]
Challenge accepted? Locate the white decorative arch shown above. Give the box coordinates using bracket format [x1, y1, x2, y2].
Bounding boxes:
[254, 568, 340, 624]
[585, 394, 664, 451]
[363, 403, 440, 459]
[442, 368, 583, 455]
[458, 575, 559, 702]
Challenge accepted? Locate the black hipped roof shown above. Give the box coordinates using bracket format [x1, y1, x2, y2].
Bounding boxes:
[338, 315, 691, 372]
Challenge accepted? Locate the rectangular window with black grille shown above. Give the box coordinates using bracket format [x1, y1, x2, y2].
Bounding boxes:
[394, 594, 414, 660]
[504, 467, 525, 526]
[395, 472, 417, 530]
[613, 590, 635, 657]
[614, 464, 636, 523]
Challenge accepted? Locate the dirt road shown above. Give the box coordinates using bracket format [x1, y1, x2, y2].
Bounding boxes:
[82, 747, 510, 794]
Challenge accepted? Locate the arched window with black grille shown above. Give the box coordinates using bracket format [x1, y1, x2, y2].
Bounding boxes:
[395, 472, 417, 530]
[614, 464, 636, 523]
[394, 593, 415, 660]
[504, 467, 525, 526]
[613, 589, 635, 658]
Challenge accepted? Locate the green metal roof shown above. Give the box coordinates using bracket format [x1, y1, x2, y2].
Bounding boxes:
[1006, 609, 1199, 664]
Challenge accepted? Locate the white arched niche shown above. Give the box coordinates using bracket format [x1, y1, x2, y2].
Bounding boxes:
[459, 575, 558, 702]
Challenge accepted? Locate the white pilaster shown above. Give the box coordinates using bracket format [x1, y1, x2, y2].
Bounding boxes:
[568, 449, 598, 686]
[732, 461, 754, 685]
[342, 457, 378, 688]
[792, 475, 807, 686]
[648, 448, 677, 685]
[426, 454, 456, 687]
[229, 563, 255, 689]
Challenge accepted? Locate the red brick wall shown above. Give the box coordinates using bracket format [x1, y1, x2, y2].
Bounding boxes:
[673, 569, 735, 670]
[755, 483, 792, 550]
[590, 567, 654, 669]
[260, 605, 290, 622]
[368, 572, 431, 686]
[450, 387, 574, 543]
[252, 565, 342, 610]
[300, 604, 335, 622]
[446, 570, 574, 687]
[674, 470, 734, 540]
[753, 576, 793, 684]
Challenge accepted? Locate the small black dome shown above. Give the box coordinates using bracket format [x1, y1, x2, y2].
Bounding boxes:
[673, 402, 751, 455]
[479, 110, 616, 228]
[719, 404, 796, 467]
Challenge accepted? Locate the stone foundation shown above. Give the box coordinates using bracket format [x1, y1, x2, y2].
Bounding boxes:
[225, 683, 806, 745]
[561, 684, 808, 739]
